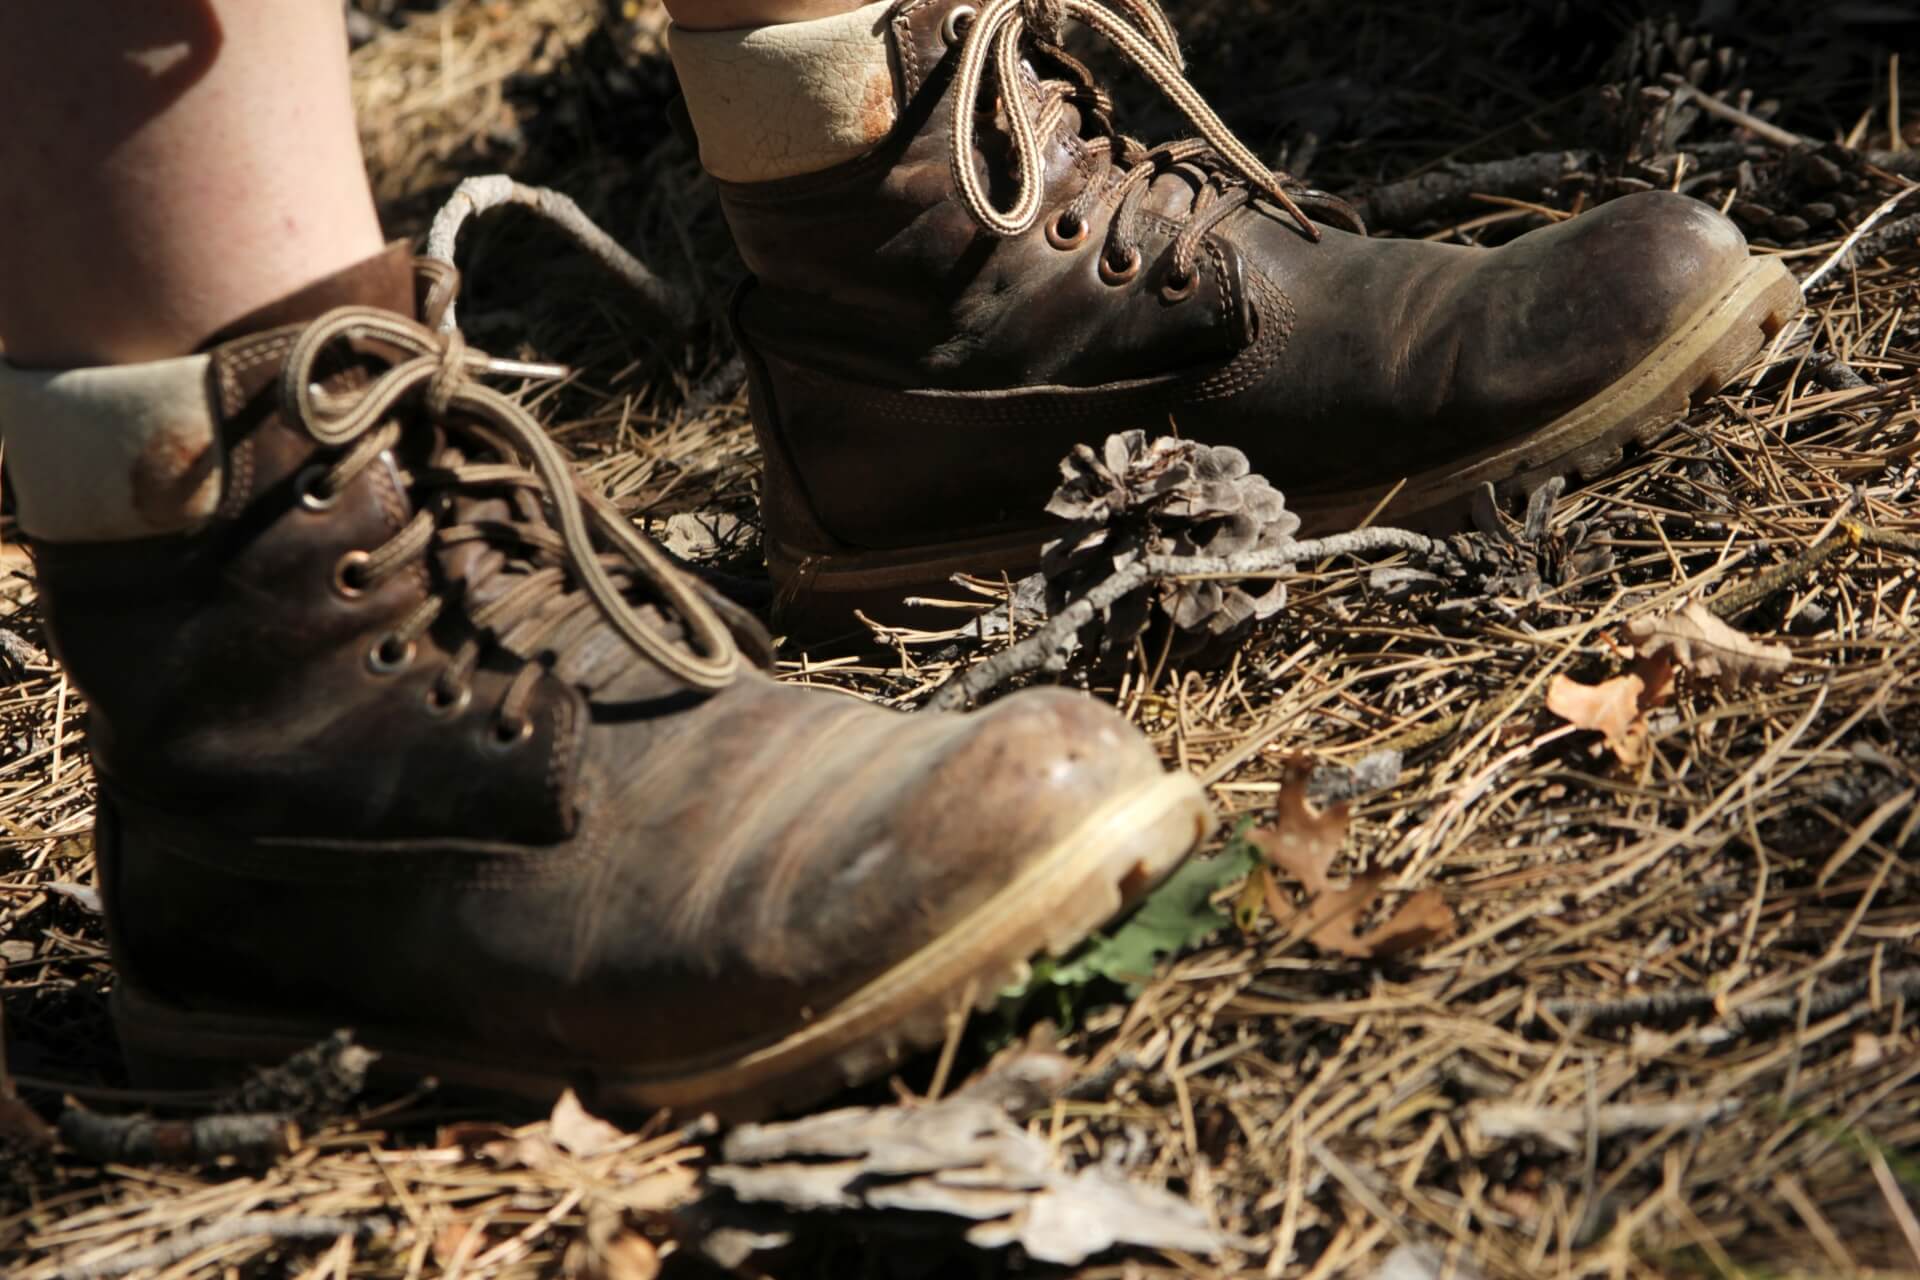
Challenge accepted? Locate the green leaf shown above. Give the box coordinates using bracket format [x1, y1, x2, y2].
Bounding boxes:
[1002, 818, 1259, 1004]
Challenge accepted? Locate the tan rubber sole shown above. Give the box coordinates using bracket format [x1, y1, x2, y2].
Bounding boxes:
[769, 254, 1804, 640]
[115, 771, 1212, 1119]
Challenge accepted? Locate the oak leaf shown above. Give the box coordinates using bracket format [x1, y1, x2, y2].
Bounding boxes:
[1626, 601, 1790, 689]
[1546, 671, 1650, 765]
[1306, 877, 1457, 958]
[1251, 774, 1349, 893]
[568, 1204, 661, 1280]
[1249, 776, 1457, 958]
[548, 1087, 627, 1159]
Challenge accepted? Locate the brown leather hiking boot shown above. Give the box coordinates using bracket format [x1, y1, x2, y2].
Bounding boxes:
[670, 0, 1804, 638]
[0, 246, 1210, 1115]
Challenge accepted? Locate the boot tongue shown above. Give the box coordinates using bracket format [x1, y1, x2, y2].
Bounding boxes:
[196, 241, 420, 349]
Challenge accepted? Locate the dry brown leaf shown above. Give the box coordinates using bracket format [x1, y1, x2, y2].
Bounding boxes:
[1364, 888, 1456, 957]
[1851, 1032, 1885, 1069]
[567, 1213, 661, 1280]
[611, 1164, 702, 1215]
[712, 1097, 1226, 1264]
[432, 1217, 480, 1269]
[1300, 876, 1458, 958]
[1249, 779, 1456, 958]
[598, 1234, 661, 1280]
[1546, 672, 1649, 766]
[434, 1119, 515, 1153]
[1248, 772, 1348, 893]
[1626, 600, 1791, 689]
[1631, 649, 1677, 709]
[548, 1087, 627, 1158]
[474, 1089, 629, 1171]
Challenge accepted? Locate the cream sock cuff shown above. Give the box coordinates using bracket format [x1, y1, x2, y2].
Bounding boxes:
[668, 1, 898, 184]
[0, 354, 223, 544]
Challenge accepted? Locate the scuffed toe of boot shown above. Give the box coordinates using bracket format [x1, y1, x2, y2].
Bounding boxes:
[578, 682, 1211, 1115]
[900, 688, 1196, 947]
[1456, 191, 1756, 414]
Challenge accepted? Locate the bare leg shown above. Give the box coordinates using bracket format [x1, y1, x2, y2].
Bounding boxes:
[0, 3, 383, 366]
[663, 0, 867, 32]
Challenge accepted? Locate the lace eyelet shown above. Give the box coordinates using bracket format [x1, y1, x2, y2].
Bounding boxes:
[1045, 210, 1090, 250]
[942, 4, 976, 44]
[1098, 246, 1143, 287]
[485, 714, 534, 751]
[1160, 265, 1200, 304]
[366, 635, 416, 676]
[332, 550, 373, 599]
[294, 464, 339, 512]
[424, 681, 472, 718]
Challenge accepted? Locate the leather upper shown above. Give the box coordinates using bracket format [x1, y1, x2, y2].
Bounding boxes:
[717, 0, 1754, 552]
[30, 249, 1175, 1072]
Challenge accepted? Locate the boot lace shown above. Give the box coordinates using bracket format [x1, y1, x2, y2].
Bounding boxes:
[279, 277, 740, 737]
[951, 0, 1359, 287]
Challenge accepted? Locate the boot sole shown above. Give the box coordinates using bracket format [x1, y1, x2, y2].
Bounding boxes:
[767, 254, 1803, 640]
[113, 771, 1212, 1120]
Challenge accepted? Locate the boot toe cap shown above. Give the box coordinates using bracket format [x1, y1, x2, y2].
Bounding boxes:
[1567, 190, 1752, 349]
[887, 688, 1198, 920]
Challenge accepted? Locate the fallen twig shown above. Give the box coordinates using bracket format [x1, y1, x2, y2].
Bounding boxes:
[1705, 523, 1858, 620]
[1801, 183, 1920, 292]
[1358, 151, 1594, 230]
[924, 529, 1458, 710]
[1665, 82, 1807, 151]
[1539, 969, 1920, 1032]
[59, 1107, 298, 1167]
[424, 174, 694, 334]
[1845, 212, 1920, 269]
[1808, 353, 1870, 391]
[55, 1214, 389, 1280]
[1468, 1099, 1736, 1152]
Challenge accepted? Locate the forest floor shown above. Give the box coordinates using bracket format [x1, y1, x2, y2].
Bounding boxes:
[3, 1, 1919, 1276]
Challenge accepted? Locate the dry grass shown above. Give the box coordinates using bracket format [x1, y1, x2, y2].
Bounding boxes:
[4, 0, 1920, 1276]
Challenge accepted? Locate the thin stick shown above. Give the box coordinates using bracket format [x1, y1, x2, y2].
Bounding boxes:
[1665, 83, 1808, 151]
[56, 1216, 389, 1280]
[1870, 1146, 1920, 1271]
[1800, 182, 1920, 292]
[923, 528, 1458, 710]
[1539, 969, 1920, 1032]
[425, 175, 694, 334]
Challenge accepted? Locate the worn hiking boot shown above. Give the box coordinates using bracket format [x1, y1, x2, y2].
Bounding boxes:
[0, 245, 1210, 1115]
[669, 0, 1803, 637]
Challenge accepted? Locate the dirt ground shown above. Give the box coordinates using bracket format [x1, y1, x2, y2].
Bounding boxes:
[3, 1, 1919, 1276]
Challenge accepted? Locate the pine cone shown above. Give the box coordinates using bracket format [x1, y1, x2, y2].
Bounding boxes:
[1040, 432, 1301, 668]
[1443, 479, 1615, 600]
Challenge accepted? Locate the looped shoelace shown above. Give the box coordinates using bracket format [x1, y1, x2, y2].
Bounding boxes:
[950, 0, 1321, 247]
[278, 304, 741, 727]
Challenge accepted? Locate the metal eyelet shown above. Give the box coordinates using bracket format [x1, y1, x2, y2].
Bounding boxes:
[424, 680, 472, 719]
[332, 550, 373, 599]
[942, 4, 976, 44]
[1045, 210, 1090, 250]
[484, 715, 534, 751]
[294, 464, 339, 512]
[1098, 246, 1143, 286]
[1160, 265, 1201, 304]
[366, 635, 416, 676]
